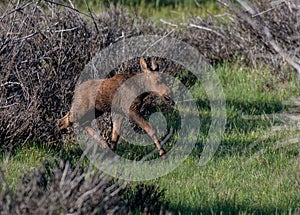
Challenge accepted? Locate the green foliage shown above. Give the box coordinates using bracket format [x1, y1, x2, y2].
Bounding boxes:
[73, 0, 216, 8]
[159, 154, 299, 214]
[0, 144, 56, 189]
[73, 0, 220, 22]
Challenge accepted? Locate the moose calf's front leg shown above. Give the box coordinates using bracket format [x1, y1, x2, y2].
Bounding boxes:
[128, 111, 166, 159]
[85, 126, 109, 149]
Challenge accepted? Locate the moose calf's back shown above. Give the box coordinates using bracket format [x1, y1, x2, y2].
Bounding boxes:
[72, 74, 136, 120]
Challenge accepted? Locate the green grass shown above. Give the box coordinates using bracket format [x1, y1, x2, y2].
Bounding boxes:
[1, 63, 300, 213]
[131, 1, 220, 23]
[0, 144, 56, 188]
[154, 63, 299, 213]
[0, 142, 84, 189]
[76, 0, 220, 23]
[159, 154, 299, 214]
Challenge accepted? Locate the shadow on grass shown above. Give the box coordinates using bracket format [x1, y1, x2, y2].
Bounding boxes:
[168, 201, 298, 215]
[188, 97, 287, 158]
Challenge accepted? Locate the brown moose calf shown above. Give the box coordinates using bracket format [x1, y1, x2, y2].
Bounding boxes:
[57, 58, 173, 159]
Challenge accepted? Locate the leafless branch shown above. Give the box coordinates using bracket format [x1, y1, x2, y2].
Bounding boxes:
[189, 23, 224, 38]
[160, 19, 178, 27]
[83, 0, 99, 34]
[235, 0, 300, 81]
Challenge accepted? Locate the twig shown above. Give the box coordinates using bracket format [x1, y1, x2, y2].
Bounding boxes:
[43, 0, 90, 17]
[189, 23, 224, 38]
[84, 0, 99, 34]
[16, 31, 40, 41]
[67, 0, 75, 8]
[0, 81, 21, 87]
[0, 1, 33, 21]
[51, 27, 79, 33]
[0, 103, 19, 109]
[194, 0, 201, 8]
[160, 19, 178, 27]
[141, 29, 175, 56]
[252, 0, 285, 17]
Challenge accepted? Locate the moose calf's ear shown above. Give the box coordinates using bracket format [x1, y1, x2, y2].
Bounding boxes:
[150, 59, 159, 71]
[140, 57, 150, 73]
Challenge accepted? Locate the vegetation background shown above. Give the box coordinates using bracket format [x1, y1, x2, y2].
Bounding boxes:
[0, 0, 299, 214]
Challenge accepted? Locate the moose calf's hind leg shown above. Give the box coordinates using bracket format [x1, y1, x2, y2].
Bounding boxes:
[111, 114, 124, 151]
[85, 126, 109, 149]
[57, 111, 73, 131]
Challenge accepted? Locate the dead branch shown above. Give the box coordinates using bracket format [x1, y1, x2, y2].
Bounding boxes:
[236, 0, 300, 76]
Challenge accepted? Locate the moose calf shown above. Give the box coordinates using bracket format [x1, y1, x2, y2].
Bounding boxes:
[57, 58, 173, 159]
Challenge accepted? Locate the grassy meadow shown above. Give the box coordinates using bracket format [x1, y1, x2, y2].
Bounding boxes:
[77, 0, 221, 22]
[1, 62, 299, 214]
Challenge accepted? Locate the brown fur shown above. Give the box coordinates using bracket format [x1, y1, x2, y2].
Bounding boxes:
[57, 58, 172, 158]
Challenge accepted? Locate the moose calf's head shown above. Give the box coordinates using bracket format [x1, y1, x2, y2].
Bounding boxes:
[140, 58, 173, 105]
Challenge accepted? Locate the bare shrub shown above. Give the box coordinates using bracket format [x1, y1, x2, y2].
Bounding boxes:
[180, 0, 300, 79]
[0, 160, 125, 214]
[0, 1, 93, 149]
[0, 153, 169, 214]
[0, 1, 161, 150]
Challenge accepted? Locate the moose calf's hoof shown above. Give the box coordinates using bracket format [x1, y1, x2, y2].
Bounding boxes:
[159, 148, 166, 160]
[110, 142, 116, 151]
